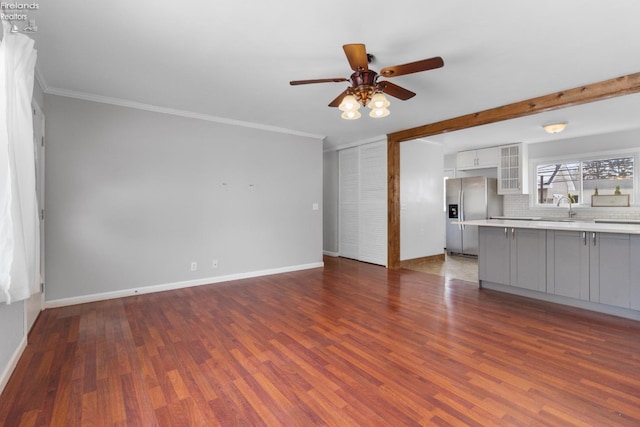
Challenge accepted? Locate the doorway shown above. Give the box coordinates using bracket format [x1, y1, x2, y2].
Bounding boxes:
[25, 101, 44, 332]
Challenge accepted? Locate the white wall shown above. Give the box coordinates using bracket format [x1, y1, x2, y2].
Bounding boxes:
[44, 95, 323, 304]
[0, 301, 25, 394]
[400, 140, 445, 260]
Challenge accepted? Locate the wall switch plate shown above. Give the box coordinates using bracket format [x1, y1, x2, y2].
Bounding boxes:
[312, 203, 319, 211]
[212, 259, 218, 269]
[190, 262, 198, 271]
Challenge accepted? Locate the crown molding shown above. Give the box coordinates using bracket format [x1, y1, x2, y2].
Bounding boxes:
[328, 134, 388, 152]
[41, 82, 325, 141]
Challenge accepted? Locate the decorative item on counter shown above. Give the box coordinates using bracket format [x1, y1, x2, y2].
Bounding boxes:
[591, 186, 630, 207]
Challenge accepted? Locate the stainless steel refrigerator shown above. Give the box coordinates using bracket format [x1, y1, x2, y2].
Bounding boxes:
[446, 177, 502, 256]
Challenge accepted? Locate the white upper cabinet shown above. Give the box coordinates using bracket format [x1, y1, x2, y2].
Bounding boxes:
[497, 143, 528, 195]
[456, 146, 498, 170]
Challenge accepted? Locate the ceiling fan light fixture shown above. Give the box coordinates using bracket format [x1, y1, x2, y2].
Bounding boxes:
[341, 110, 361, 120]
[369, 107, 390, 118]
[367, 92, 390, 109]
[290, 43, 443, 121]
[543, 122, 567, 134]
[338, 95, 360, 112]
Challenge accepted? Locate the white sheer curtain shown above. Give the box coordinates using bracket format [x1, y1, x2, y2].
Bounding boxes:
[0, 21, 39, 304]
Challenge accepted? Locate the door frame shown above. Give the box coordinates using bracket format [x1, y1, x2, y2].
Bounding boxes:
[25, 100, 45, 332]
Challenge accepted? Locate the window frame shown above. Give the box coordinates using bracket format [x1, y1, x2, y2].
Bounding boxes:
[529, 149, 639, 209]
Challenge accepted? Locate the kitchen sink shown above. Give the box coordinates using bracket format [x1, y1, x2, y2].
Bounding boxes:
[537, 218, 594, 223]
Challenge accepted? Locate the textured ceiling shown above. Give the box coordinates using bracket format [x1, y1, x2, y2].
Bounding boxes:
[26, 0, 640, 152]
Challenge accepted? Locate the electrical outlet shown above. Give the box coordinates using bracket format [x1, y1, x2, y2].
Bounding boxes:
[190, 262, 198, 271]
[212, 259, 218, 269]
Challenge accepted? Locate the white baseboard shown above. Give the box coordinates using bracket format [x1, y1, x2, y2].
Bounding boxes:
[323, 250, 339, 257]
[0, 336, 27, 396]
[45, 261, 324, 309]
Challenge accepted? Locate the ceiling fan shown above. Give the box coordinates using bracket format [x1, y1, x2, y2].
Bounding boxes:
[290, 43, 444, 119]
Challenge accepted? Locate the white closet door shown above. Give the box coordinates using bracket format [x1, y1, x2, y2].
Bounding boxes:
[358, 142, 387, 265]
[339, 147, 359, 260]
[338, 141, 387, 266]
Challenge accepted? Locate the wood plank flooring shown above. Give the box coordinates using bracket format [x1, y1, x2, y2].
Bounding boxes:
[2, 256, 640, 426]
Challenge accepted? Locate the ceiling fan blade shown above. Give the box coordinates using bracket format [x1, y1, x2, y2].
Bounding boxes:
[380, 56, 444, 78]
[328, 89, 350, 107]
[343, 44, 369, 72]
[378, 81, 416, 100]
[290, 78, 348, 85]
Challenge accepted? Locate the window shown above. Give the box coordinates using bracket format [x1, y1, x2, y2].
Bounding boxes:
[535, 155, 635, 205]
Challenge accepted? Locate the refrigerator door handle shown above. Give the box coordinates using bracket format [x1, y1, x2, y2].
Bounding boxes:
[460, 190, 464, 230]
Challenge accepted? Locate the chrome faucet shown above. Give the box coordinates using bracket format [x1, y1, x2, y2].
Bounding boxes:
[557, 195, 576, 218]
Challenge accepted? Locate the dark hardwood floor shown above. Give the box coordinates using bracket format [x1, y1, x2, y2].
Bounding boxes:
[2, 256, 640, 426]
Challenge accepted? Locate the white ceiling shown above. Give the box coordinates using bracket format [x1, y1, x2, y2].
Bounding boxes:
[27, 0, 640, 152]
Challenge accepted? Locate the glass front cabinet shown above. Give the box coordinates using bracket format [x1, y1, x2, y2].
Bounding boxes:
[498, 143, 528, 195]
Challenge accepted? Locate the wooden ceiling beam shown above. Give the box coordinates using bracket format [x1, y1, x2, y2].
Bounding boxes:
[388, 72, 640, 142]
[386, 72, 640, 269]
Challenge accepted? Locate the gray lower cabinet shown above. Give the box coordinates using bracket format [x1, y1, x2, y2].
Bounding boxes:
[590, 232, 635, 309]
[479, 226, 546, 291]
[481, 226, 640, 317]
[546, 230, 590, 300]
[478, 226, 510, 285]
[631, 235, 640, 310]
[546, 230, 640, 310]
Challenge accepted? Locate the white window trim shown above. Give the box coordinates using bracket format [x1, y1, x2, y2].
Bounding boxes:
[528, 148, 640, 210]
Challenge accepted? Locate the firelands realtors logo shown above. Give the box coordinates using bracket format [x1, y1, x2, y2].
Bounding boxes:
[1, 2, 39, 33]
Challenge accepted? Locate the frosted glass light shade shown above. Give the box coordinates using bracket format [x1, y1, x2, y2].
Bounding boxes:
[339, 95, 360, 112]
[543, 122, 567, 134]
[341, 110, 362, 120]
[369, 107, 390, 118]
[367, 93, 390, 109]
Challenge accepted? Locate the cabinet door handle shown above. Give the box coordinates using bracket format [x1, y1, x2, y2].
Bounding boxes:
[582, 231, 587, 245]
[504, 227, 508, 238]
[511, 228, 515, 239]
[592, 232, 597, 246]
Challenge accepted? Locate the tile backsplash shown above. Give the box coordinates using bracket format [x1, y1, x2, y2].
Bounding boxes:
[503, 194, 640, 220]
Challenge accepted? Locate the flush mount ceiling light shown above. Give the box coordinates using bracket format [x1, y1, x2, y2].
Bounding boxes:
[543, 122, 567, 134]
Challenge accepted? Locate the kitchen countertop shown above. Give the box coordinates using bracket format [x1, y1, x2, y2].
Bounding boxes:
[456, 218, 640, 234]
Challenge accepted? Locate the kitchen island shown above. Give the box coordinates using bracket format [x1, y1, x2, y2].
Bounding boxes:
[458, 219, 640, 320]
